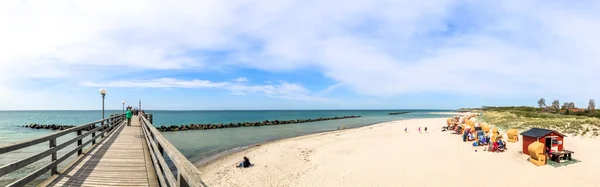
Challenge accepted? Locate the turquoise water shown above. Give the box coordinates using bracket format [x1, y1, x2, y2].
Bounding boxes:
[0, 110, 453, 185]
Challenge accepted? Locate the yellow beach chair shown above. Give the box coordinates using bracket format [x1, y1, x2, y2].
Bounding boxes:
[507, 129, 519, 143]
[528, 141, 546, 166]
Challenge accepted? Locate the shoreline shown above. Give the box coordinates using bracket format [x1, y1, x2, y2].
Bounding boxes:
[194, 117, 431, 168]
[193, 120, 393, 168]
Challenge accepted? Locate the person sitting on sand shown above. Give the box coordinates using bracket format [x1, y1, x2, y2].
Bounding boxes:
[467, 133, 475, 141]
[480, 136, 488, 145]
[497, 139, 506, 150]
[236, 156, 252, 168]
[424, 127, 427, 132]
[492, 141, 499, 152]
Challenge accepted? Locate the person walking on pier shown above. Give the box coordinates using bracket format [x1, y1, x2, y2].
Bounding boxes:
[126, 108, 133, 126]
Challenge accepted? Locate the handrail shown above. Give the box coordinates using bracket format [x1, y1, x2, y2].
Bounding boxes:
[0, 114, 126, 187]
[140, 113, 205, 187]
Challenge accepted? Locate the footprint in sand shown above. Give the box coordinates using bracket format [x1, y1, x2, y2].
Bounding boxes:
[300, 149, 314, 162]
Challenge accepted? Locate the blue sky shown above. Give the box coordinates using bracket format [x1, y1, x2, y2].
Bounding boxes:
[1, 0, 599, 110]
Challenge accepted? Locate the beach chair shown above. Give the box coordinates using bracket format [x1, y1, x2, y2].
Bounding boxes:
[507, 129, 518, 143]
[481, 124, 490, 135]
[490, 128, 501, 142]
[528, 141, 546, 166]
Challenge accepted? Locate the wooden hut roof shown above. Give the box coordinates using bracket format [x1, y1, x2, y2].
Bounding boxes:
[520, 127, 566, 138]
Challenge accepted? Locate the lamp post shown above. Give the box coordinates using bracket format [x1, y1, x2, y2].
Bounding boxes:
[99, 88, 107, 119]
[97, 88, 107, 145]
[122, 100, 125, 114]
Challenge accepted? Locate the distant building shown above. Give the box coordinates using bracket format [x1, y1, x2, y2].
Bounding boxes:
[568, 108, 585, 113]
[558, 108, 586, 113]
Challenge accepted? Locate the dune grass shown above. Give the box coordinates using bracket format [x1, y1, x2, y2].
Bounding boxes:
[477, 111, 600, 137]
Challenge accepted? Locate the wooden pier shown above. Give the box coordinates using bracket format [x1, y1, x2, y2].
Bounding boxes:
[0, 113, 205, 187]
[43, 115, 156, 186]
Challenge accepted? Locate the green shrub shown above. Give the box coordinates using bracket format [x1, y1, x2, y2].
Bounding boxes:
[478, 111, 600, 137]
[582, 128, 590, 136]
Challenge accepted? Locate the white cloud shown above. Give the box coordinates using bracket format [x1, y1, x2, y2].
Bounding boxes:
[233, 77, 248, 82]
[320, 83, 344, 94]
[82, 78, 329, 101]
[81, 78, 227, 88]
[1, 0, 600, 108]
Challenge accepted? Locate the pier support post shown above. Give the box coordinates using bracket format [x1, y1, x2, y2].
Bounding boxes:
[158, 143, 164, 156]
[101, 121, 105, 138]
[49, 139, 57, 174]
[92, 124, 98, 145]
[77, 130, 83, 155]
[178, 172, 190, 187]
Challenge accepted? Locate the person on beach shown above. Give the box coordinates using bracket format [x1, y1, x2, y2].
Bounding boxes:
[237, 156, 252, 168]
[424, 127, 427, 132]
[126, 108, 133, 126]
[418, 127, 421, 133]
[405, 127, 407, 133]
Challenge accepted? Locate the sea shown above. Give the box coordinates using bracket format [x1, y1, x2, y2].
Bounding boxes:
[0, 110, 454, 185]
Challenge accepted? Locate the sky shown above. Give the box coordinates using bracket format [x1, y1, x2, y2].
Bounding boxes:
[1, 0, 599, 110]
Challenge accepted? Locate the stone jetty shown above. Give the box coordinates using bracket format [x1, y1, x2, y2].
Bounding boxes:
[23, 115, 361, 132]
[156, 115, 362, 132]
[388, 112, 410, 115]
[21, 124, 92, 131]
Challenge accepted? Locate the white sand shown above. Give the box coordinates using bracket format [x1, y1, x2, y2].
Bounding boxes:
[199, 118, 600, 187]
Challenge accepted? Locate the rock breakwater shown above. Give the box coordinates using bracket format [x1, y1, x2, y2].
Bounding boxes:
[156, 115, 362, 132]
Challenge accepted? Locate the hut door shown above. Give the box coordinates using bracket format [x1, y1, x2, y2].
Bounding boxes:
[545, 137, 552, 149]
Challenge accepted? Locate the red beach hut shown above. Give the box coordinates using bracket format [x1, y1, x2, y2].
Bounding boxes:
[520, 128, 566, 155]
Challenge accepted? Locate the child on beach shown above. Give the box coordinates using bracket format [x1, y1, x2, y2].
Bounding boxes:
[418, 127, 421, 133]
[424, 127, 427, 132]
[405, 127, 407, 133]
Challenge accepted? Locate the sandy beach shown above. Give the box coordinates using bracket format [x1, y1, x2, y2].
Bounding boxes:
[199, 118, 600, 187]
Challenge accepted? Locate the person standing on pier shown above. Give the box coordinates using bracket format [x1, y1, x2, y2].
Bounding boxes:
[126, 108, 133, 126]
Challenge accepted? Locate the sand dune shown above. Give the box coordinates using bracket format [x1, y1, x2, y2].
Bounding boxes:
[199, 118, 600, 187]
[428, 112, 472, 115]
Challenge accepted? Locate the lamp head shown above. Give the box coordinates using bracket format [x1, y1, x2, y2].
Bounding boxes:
[99, 88, 107, 95]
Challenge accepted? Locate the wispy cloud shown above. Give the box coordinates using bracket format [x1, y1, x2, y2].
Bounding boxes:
[320, 83, 344, 94]
[233, 77, 248, 82]
[81, 78, 227, 88]
[82, 78, 329, 101]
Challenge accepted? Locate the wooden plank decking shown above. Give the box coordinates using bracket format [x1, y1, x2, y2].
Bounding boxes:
[43, 115, 157, 187]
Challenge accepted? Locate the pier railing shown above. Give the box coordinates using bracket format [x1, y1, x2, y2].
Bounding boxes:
[0, 114, 125, 186]
[140, 113, 205, 187]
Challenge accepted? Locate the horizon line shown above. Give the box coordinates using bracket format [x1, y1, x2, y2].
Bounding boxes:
[0, 109, 460, 111]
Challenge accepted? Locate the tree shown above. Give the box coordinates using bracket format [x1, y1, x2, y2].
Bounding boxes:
[538, 98, 546, 110]
[551, 100, 560, 112]
[589, 99, 596, 113]
[562, 102, 575, 110]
